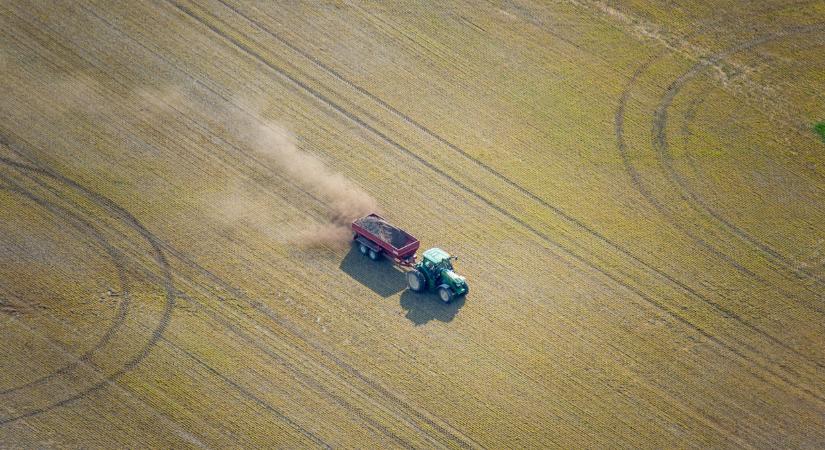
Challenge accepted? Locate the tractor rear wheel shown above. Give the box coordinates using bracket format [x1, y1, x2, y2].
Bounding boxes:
[438, 285, 454, 303]
[359, 244, 368, 255]
[368, 249, 380, 261]
[407, 270, 425, 292]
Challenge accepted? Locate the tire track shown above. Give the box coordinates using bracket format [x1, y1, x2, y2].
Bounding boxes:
[2, 1, 337, 246]
[168, 0, 825, 405]
[4, 0, 816, 442]
[208, 0, 825, 426]
[0, 307, 210, 446]
[6, 173, 343, 449]
[0, 261, 324, 447]
[668, 48, 825, 299]
[616, 53, 825, 372]
[173, 288, 418, 449]
[678, 76, 825, 290]
[1, 146, 334, 446]
[160, 334, 331, 448]
[0, 169, 132, 397]
[651, 24, 825, 292]
[156, 243, 744, 445]
[616, 23, 825, 324]
[0, 152, 176, 426]
[513, 0, 825, 310]
[680, 82, 715, 195]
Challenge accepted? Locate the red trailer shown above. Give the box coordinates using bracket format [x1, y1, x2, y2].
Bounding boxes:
[351, 213, 419, 266]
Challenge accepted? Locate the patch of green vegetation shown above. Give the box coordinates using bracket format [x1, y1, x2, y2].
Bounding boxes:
[815, 122, 825, 143]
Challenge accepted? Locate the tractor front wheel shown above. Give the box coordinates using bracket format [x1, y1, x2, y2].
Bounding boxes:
[359, 244, 368, 255]
[407, 270, 425, 292]
[368, 249, 380, 261]
[438, 285, 454, 304]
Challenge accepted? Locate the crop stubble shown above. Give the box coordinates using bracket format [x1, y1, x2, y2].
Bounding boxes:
[1, 0, 824, 447]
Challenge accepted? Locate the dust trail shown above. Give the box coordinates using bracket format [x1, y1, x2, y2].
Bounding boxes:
[11, 67, 378, 249]
[242, 120, 378, 248]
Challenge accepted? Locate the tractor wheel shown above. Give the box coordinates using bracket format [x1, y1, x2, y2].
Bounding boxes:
[358, 243, 368, 255]
[438, 285, 454, 304]
[407, 270, 425, 292]
[368, 249, 380, 261]
[462, 284, 469, 296]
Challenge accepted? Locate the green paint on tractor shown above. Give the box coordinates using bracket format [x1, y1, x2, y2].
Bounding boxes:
[815, 122, 825, 143]
[406, 247, 469, 303]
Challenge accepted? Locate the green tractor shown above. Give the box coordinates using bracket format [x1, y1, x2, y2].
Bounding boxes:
[406, 248, 469, 303]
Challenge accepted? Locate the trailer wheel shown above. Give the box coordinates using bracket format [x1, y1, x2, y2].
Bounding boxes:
[368, 249, 380, 261]
[438, 285, 454, 304]
[358, 243, 368, 255]
[407, 270, 425, 292]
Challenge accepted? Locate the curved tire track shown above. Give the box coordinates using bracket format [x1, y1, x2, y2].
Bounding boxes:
[1, 137, 340, 446]
[0, 172, 132, 397]
[616, 52, 825, 375]
[651, 24, 825, 294]
[0, 150, 176, 426]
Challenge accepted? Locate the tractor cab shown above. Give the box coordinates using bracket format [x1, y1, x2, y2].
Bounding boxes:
[422, 247, 454, 272]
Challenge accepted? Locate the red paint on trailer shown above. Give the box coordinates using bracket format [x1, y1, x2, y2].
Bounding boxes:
[351, 213, 420, 266]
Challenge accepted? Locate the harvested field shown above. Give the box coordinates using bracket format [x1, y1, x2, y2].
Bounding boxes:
[1, 0, 824, 447]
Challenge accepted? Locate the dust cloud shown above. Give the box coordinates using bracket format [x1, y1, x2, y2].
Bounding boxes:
[27, 70, 378, 250]
[245, 122, 377, 248]
[139, 84, 380, 248]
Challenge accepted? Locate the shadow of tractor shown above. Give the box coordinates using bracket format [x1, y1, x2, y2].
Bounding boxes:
[399, 289, 466, 326]
[340, 242, 468, 324]
[339, 244, 406, 297]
